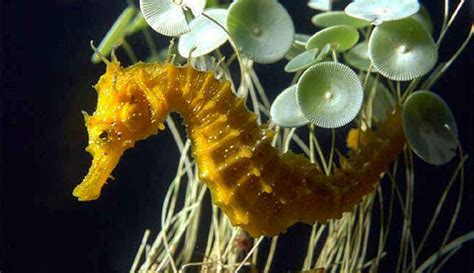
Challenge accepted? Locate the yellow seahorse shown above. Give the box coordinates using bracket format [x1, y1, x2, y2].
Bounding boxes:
[73, 59, 405, 237]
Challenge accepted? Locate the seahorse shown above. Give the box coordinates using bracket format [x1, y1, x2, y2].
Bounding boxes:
[73, 59, 405, 237]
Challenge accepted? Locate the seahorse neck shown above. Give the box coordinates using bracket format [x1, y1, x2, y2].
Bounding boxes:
[138, 64, 195, 115]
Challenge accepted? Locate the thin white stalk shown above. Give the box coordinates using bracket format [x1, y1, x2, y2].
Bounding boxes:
[250, 68, 271, 109]
[431, 246, 461, 273]
[413, 155, 468, 260]
[424, 26, 473, 90]
[437, 0, 466, 45]
[303, 225, 319, 269]
[235, 237, 264, 272]
[166, 117, 194, 182]
[416, 231, 474, 273]
[264, 236, 279, 272]
[130, 229, 151, 273]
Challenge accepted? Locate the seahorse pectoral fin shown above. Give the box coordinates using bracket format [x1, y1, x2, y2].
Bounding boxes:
[73, 152, 123, 201]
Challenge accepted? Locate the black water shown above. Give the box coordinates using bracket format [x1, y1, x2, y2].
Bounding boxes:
[2, 0, 473, 272]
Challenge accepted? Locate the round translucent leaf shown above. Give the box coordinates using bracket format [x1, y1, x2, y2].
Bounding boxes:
[178, 9, 228, 58]
[362, 74, 394, 123]
[306, 25, 359, 52]
[312, 11, 370, 29]
[411, 5, 433, 34]
[402, 91, 458, 165]
[140, 0, 205, 36]
[344, 42, 372, 72]
[345, 0, 420, 25]
[284, 49, 319, 73]
[270, 85, 309, 128]
[296, 62, 364, 128]
[307, 0, 331, 11]
[227, 0, 295, 63]
[369, 18, 437, 81]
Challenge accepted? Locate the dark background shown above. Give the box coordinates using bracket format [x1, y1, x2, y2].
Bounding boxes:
[2, 0, 473, 272]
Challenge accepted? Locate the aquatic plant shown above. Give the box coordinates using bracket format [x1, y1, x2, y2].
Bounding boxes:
[76, 0, 472, 271]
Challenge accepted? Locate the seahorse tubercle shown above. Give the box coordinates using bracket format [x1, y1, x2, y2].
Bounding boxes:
[74, 60, 405, 237]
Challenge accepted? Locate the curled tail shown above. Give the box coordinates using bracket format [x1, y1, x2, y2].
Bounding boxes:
[74, 61, 405, 237]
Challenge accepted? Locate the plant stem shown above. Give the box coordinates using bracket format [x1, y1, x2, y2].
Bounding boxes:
[416, 231, 474, 273]
[437, 0, 465, 46]
[423, 26, 473, 90]
[122, 38, 138, 63]
[142, 28, 158, 59]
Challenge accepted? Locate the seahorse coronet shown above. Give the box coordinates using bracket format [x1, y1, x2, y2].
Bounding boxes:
[74, 60, 405, 237]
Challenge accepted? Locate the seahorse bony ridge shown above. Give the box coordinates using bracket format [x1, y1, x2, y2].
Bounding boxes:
[74, 60, 405, 236]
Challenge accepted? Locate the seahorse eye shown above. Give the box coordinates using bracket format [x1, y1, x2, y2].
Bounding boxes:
[98, 130, 109, 141]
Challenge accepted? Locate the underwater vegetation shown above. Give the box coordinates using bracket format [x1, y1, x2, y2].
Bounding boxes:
[74, 0, 472, 272]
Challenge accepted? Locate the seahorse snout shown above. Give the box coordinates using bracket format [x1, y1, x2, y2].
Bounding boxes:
[73, 151, 123, 201]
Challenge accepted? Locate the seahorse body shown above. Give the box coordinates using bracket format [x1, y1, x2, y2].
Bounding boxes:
[74, 60, 405, 237]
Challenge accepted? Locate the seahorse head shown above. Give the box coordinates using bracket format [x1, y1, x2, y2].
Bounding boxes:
[73, 60, 165, 201]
